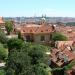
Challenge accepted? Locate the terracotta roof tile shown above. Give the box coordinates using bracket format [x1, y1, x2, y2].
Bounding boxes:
[18, 24, 53, 34]
[63, 50, 75, 61]
[55, 41, 74, 50]
[51, 47, 75, 67]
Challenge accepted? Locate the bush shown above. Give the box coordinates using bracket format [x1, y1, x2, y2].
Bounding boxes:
[7, 38, 23, 50]
[0, 43, 8, 61]
[0, 30, 8, 44]
[51, 32, 68, 41]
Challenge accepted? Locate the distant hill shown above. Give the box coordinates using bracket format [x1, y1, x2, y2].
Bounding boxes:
[4, 17, 75, 23]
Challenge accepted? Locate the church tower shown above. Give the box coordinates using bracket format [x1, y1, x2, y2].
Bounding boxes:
[41, 15, 46, 25]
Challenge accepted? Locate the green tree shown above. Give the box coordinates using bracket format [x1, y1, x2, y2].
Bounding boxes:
[6, 49, 32, 75]
[28, 44, 49, 65]
[18, 32, 24, 40]
[34, 63, 52, 75]
[7, 38, 23, 50]
[5, 21, 13, 35]
[66, 22, 75, 26]
[6, 42, 51, 75]
[0, 43, 8, 61]
[51, 32, 68, 41]
[0, 29, 8, 44]
[52, 68, 64, 75]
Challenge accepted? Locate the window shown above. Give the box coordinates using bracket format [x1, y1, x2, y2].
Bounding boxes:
[23, 30, 25, 32]
[41, 36, 45, 41]
[46, 29, 48, 31]
[41, 30, 43, 32]
[26, 35, 31, 42]
[50, 34, 52, 40]
[30, 30, 32, 32]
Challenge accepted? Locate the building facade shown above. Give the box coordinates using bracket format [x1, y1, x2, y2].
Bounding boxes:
[19, 24, 53, 43]
[0, 17, 6, 33]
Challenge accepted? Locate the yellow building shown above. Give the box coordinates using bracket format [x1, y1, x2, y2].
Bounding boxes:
[15, 23, 53, 43]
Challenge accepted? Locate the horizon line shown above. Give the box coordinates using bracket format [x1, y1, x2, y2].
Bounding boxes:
[3, 16, 75, 18]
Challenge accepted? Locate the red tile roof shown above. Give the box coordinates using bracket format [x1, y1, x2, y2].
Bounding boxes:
[55, 41, 74, 50]
[16, 24, 53, 34]
[51, 47, 75, 67]
[63, 49, 75, 61]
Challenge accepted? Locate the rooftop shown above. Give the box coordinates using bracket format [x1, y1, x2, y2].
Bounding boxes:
[51, 41, 75, 67]
[0, 17, 5, 24]
[15, 24, 53, 34]
[55, 26, 75, 41]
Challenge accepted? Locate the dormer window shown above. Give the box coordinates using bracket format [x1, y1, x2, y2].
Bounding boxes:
[23, 30, 25, 32]
[41, 30, 43, 32]
[46, 29, 48, 31]
[30, 30, 32, 32]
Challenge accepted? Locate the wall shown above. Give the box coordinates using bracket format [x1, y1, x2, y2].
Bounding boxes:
[33, 34, 51, 43]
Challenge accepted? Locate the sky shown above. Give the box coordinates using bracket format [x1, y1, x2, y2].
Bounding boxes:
[0, 0, 75, 17]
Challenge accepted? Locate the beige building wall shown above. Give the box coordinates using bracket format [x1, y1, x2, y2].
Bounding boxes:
[33, 34, 50, 43]
[45, 34, 50, 42]
[34, 34, 41, 43]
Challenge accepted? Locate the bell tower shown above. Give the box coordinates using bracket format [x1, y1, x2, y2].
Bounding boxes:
[41, 15, 46, 25]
